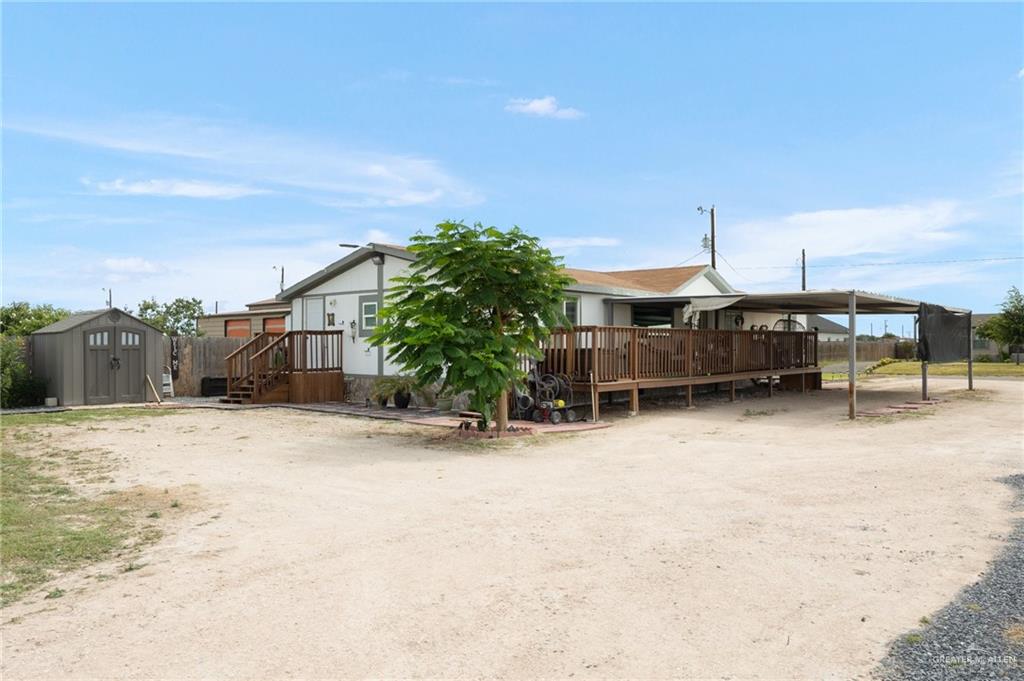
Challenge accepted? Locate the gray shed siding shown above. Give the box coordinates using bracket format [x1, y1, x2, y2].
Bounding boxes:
[31, 309, 164, 406]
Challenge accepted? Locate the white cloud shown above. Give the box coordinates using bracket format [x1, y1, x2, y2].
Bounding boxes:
[505, 96, 585, 120]
[85, 178, 267, 200]
[9, 115, 482, 208]
[545, 236, 621, 248]
[1018, 67, 1024, 79]
[613, 199, 977, 294]
[102, 257, 162, 274]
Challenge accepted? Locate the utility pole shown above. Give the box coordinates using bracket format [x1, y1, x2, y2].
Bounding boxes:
[698, 205, 717, 269]
[801, 249, 807, 291]
[273, 265, 285, 292]
[102, 288, 112, 308]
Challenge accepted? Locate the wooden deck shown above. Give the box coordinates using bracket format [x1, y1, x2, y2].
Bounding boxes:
[539, 326, 821, 417]
[224, 330, 344, 404]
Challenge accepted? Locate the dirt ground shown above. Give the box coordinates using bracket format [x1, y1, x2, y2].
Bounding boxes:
[2, 377, 1022, 680]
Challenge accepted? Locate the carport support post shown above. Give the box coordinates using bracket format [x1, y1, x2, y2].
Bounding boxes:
[922, 361, 929, 401]
[848, 290, 857, 420]
[967, 311, 974, 391]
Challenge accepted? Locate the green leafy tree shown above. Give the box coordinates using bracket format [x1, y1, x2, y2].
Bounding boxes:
[135, 297, 205, 336]
[0, 302, 72, 336]
[976, 285, 1024, 363]
[370, 221, 573, 433]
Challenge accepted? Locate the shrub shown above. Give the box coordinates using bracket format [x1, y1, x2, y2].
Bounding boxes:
[1, 337, 47, 408]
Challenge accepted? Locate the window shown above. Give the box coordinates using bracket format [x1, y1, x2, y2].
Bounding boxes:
[326, 313, 336, 327]
[263, 317, 286, 334]
[225, 319, 252, 338]
[362, 302, 378, 329]
[88, 331, 109, 347]
[120, 331, 140, 347]
[562, 297, 579, 325]
[358, 294, 381, 338]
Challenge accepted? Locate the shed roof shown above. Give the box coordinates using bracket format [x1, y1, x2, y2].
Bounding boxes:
[32, 308, 165, 335]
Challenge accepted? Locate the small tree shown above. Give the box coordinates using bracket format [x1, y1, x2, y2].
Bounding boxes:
[0, 302, 71, 336]
[136, 297, 205, 336]
[370, 221, 572, 433]
[976, 286, 1024, 363]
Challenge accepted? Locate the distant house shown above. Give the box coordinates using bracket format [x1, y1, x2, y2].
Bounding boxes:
[970, 313, 1002, 359]
[197, 298, 291, 338]
[806, 314, 849, 342]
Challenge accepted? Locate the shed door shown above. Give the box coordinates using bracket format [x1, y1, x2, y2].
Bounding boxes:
[84, 328, 115, 405]
[115, 329, 145, 402]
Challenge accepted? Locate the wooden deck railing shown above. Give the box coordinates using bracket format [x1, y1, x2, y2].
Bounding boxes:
[539, 325, 818, 383]
[226, 330, 344, 401]
[249, 330, 345, 401]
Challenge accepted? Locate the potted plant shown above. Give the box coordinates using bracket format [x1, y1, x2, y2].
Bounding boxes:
[433, 387, 455, 412]
[370, 375, 421, 409]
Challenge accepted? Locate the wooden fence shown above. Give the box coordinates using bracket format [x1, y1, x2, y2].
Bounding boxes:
[816, 340, 915, 363]
[162, 336, 245, 396]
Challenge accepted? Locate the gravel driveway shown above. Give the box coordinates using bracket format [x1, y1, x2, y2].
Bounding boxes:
[2, 377, 1022, 679]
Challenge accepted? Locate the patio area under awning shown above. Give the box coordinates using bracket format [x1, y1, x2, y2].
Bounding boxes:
[605, 289, 975, 419]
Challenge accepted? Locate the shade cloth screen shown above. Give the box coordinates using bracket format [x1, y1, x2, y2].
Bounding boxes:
[918, 303, 970, 362]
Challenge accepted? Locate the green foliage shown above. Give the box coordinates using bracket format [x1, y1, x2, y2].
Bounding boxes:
[1, 337, 47, 408]
[975, 286, 1024, 354]
[135, 297, 205, 336]
[370, 221, 573, 424]
[0, 302, 72, 336]
[369, 375, 423, 402]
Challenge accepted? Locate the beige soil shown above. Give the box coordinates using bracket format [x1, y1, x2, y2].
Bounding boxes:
[2, 377, 1022, 680]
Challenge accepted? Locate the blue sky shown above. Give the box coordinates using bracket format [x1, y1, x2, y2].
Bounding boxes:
[3, 3, 1021, 332]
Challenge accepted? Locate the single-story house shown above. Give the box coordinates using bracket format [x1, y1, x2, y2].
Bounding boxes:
[806, 314, 849, 342]
[221, 241, 971, 420]
[197, 298, 291, 337]
[249, 243, 806, 401]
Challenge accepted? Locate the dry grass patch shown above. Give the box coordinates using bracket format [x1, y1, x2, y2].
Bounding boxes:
[1, 409, 196, 606]
[1004, 623, 1024, 646]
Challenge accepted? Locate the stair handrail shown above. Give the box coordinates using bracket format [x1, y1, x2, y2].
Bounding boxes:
[250, 332, 294, 401]
[226, 332, 280, 395]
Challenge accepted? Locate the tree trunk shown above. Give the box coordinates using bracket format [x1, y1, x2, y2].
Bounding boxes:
[495, 389, 509, 435]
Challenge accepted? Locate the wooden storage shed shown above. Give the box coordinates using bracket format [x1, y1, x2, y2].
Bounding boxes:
[31, 308, 165, 406]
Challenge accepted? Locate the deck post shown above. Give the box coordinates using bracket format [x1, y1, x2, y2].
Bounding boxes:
[967, 311, 974, 391]
[848, 290, 857, 420]
[686, 384, 694, 408]
[922, 361, 929, 401]
[730, 381, 735, 401]
[629, 386, 639, 416]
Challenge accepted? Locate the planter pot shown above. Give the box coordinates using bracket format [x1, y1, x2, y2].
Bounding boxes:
[394, 391, 412, 409]
[434, 397, 454, 412]
[377, 397, 389, 408]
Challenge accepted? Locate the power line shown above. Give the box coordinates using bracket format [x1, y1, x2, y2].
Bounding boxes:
[674, 248, 708, 266]
[713, 250, 752, 282]
[734, 255, 1024, 271]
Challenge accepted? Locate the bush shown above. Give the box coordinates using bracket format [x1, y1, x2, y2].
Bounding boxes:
[1, 337, 47, 408]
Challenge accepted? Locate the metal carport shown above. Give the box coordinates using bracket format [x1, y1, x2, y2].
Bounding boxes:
[607, 289, 974, 419]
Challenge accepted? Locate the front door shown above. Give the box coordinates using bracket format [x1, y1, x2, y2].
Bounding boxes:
[115, 329, 145, 402]
[84, 328, 115, 404]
